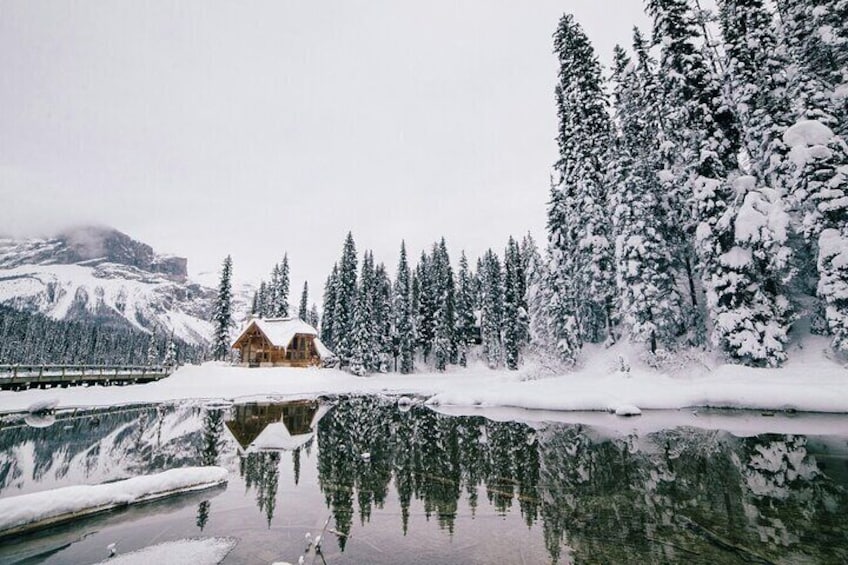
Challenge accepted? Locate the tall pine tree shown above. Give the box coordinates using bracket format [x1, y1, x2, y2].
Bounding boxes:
[212, 255, 235, 361]
[394, 241, 415, 374]
[546, 14, 616, 365]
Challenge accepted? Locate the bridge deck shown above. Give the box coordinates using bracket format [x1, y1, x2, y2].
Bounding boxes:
[0, 365, 172, 390]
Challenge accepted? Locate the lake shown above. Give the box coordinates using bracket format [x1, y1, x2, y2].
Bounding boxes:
[1, 396, 847, 564]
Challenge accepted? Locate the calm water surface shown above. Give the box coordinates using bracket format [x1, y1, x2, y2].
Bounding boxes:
[1, 397, 847, 564]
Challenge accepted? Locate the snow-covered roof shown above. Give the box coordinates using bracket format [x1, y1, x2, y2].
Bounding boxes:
[313, 336, 335, 360]
[232, 316, 319, 349]
[250, 422, 314, 452]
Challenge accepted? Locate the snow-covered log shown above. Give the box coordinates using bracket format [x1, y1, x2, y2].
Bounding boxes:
[0, 467, 228, 538]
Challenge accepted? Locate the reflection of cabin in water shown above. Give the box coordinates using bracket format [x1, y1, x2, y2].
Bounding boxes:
[231, 317, 335, 367]
[224, 400, 327, 453]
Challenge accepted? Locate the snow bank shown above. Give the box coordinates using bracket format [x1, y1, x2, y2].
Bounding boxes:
[0, 336, 847, 417]
[93, 538, 237, 565]
[0, 467, 228, 537]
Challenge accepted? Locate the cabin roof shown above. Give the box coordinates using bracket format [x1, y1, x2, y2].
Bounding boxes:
[231, 316, 318, 349]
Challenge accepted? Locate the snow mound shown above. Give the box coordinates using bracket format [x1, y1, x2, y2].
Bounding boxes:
[783, 120, 836, 169]
[93, 537, 237, 565]
[783, 120, 834, 148]
[0, 467, 228, 536]
[614, 404, 642, 417]
[26, 398, 58, 414]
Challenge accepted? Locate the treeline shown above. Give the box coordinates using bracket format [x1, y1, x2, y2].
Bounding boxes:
[537, 0, 848, 367]
[0, 304, 204, 366]
[319, 232, 539, 374]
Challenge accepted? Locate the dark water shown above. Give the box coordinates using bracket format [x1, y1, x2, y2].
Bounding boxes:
[1, 398, 847, 564]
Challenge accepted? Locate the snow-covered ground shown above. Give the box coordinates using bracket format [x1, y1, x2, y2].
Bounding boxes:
[1, 336, 846, 415]
[0, 467, 228, 537]
[92, 538, 237, 565]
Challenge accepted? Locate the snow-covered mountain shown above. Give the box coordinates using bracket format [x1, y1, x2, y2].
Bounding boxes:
[0, 227, 217, 345]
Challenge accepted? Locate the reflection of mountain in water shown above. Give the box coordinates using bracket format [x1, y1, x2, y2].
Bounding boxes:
[0, 404, 216, 497]
[317, 397, 848, 564]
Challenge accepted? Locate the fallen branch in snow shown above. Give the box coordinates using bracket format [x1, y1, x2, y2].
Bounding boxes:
[0, 467, 228, 539]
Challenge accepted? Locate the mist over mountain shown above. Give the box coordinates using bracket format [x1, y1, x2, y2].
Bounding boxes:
[0, 226, 245, 345]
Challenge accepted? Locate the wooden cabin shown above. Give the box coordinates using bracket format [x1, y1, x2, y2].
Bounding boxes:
[231, 317, 335, 367]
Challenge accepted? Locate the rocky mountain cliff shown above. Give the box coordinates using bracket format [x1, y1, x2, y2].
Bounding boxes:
[0, 227, 215, 345]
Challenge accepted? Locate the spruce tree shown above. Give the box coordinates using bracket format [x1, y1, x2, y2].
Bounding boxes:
[257, 281, 269, 318]
[333, 233, 359, 365]
[777, 1, 848, 351]
[432, 238, 456, 371]
[269, 264, 282, 316]
[309, 303, 320, 331]
[479, 249, 503, 368]
[609, 39, 685, 353]
[373, 263, 394, 372]
[394, 241, 415, 373]
[415, 251, 436, 362]
[546, 14, 616, 365]
[711, 0, 797, 365]
[212, 255, 235, 361]
[454, 251, 476, 367]
[146, 330, 158, 366]
[648, 0, 779, 364]
[350, 251, 375, 375]
[298, 281, 309, 322]
[321, 265, 338, 349]
[163, 335, 177, 369]
[503, 237, 527, 370]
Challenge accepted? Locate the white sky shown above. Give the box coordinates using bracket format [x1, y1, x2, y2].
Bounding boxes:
[0, 1, 651, 297]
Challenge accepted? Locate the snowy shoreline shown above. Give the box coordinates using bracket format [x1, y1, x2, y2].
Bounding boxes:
[1, 338, 847, 416]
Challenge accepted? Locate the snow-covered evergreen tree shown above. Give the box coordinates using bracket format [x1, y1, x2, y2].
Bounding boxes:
[546, 14, 615, 365]
[211, 255, 235, 361]
[373, 263, 394, 372]
[256, 281, 269, 318]
[163, 335, 177, 369]
[648, 0, 790, 365]
[479, 249, 503, 368]
[454, 251, 476, 367]
[775, 1, 848, 352]
[298, 281, 309, 321]
[778, 0, 848, 137]
[394, 241, 415, 374]
[146, 330, 159, 366]
[272, 254, 290, 317]
[503, 237, 527, 369]
[349, 251, 375, 375]
[321, 265, 339, 350]
[333, 233, 358, 365]
[609, 40, 685, 353]
[432, 238, 456, 371]
[308, 303, 320, 330]
[415, 251, 436, 362]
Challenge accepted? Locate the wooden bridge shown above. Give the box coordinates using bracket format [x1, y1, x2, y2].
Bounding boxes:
[0, 365, 173, 391]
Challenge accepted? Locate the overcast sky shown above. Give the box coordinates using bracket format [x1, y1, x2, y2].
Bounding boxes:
[1, 1, 652, 297]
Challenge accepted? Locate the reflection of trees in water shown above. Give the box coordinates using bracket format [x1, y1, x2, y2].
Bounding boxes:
[240, 450, 281, 527]
[317, 398, 542, 547]
[196, 499, 211, 531]
[200, 408, 224, 466]
[316, 397, 848, 564]
[195, 408, 224, 531]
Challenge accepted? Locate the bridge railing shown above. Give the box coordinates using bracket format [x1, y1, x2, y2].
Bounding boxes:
[0, 365, 171, 379]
